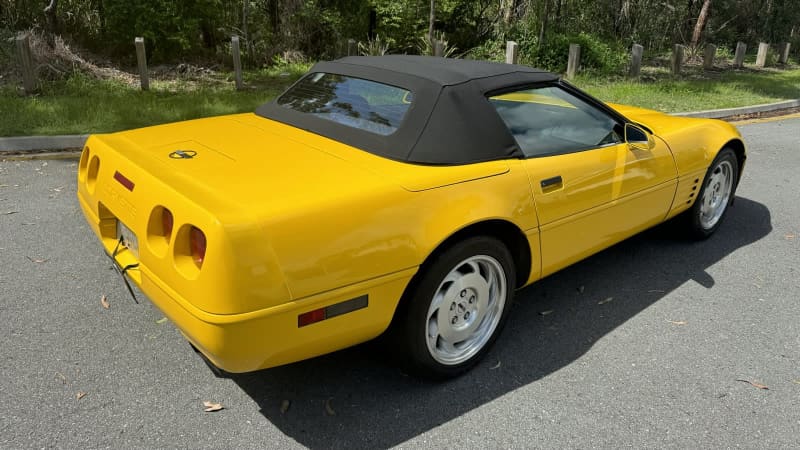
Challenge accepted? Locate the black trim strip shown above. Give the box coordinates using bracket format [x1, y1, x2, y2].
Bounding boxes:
[325, 295, 369, 319]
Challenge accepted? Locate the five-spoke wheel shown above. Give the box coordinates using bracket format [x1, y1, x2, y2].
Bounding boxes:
[425, 255, 507, 366]
[687, 147, 740, 238]
[395, 236, 515, 379]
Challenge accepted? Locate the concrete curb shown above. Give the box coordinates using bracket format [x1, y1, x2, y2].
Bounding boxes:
[0, 134, 88, 153]
[673, 99, 800, 118]
[1, 99, 798, 154]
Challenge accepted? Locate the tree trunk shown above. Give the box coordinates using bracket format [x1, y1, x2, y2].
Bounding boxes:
[97, 0, 105, 34]
[428, 0, 435, 45]
[242, 0, 250, 61]
[538, 0, 550, 48]
[43, 0, 59, 37]
[690, 0, 712, 48]
[615, 0, 631, 38]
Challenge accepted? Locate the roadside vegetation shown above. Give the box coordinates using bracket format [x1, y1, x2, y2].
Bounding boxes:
[1, 1, 799, 136]
[2, 64, 798, 137]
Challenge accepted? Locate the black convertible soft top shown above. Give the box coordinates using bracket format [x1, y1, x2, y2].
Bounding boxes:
[256, 55, 561, 165]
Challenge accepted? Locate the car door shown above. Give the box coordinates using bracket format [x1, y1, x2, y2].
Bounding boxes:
[488, 85, 678, 277]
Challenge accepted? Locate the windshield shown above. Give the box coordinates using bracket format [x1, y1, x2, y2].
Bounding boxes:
[277, 73, 413, 136]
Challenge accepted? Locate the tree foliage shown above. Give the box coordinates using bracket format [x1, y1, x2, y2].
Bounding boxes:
[1, 0, 798, 69]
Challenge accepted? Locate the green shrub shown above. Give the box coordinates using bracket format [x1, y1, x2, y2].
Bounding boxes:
[715, 45, 735, 62]
[464, 39, 505, 62]
[521, 33, 627, 74]
[101, 0, 222, 62]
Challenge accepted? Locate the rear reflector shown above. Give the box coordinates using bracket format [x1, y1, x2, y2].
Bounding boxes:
[113, 171, 135, 191]
[161, 208, 174, 238]
[298, 295, 368, 327]
[189, 226, 206, 268]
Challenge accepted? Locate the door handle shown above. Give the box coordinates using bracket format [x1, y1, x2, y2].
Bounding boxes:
[540, 176, 563, 190]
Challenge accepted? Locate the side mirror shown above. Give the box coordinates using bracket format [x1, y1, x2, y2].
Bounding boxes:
[625, 123, 655, 151]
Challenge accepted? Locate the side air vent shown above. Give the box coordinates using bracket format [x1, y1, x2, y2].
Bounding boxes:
[686, 177, 701, 205]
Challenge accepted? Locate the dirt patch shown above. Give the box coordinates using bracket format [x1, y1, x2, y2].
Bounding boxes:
[722, 106, 800, 122]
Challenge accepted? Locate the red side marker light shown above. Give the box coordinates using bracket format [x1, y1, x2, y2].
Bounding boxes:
[113, 171, 135, 191]
[298, 308, 326, 327]
[297, 295, 368, 327]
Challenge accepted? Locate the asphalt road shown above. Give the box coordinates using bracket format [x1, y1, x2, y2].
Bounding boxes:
[1, 117, 798, 449]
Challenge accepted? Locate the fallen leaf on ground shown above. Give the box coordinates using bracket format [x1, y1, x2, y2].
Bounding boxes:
[155, 317, 168, 324]
[666, 320, 687, 325]
[325, 398, 336, 416]
[76, 391, 87, 400]
[538, 310, 554, 316]
[280, 399, 291, 414]
[489, 360, 502, 370]
[785, 234, 795, 240]
[100, 295, 110, 309]
[598, 297, 613, 305]
[26, 256, 49, 264]
[203, 401, 224, 412]
[2, 211, 18, 215]
[792, 380, 800, 385]
[736, 379, 769, 390]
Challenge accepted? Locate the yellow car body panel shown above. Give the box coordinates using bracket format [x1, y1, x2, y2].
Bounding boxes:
[77, 81, 744, 373]
[77, 115, 543, 372]
[523, 140, 677, 277]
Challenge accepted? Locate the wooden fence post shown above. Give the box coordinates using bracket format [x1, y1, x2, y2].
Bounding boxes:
[566, 44, 580, 79]
[15, 33, 37, 94]
[733, 42, 747, 67]
[703, 44, 716, 70]
[756, 42, 769, 67]
[231, 35, 243, 90]
[629, 44, 643, 77]
[433, 40, 444, 57]
[778, 42, 791, 64]
[671, 44, 684, 75]
[505, 41, 519, 64]
[347, 39, 357, 56]
[134, 37, 149, 91]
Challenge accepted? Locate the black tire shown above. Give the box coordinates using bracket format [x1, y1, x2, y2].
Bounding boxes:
[685, 148, 739, 239]
[394, 236, 516, 379]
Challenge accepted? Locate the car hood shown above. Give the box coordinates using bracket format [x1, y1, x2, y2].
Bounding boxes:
[607, 103, 713, 136]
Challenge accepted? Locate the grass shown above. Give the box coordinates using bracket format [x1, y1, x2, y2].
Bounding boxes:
[0, 63, 309, 137]
[0, 62, 798, 137]
[575, 65, 800, 113]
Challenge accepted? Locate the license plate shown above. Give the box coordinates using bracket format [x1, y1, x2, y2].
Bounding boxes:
[116, 220, 139, 259]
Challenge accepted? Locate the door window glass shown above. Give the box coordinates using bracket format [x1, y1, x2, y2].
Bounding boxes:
[489, 86, 622, 157]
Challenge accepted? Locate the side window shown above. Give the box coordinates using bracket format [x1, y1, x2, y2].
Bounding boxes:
[488, 86, 622, 157]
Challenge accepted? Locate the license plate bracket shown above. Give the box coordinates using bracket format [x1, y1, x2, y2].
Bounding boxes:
[116, 220, 139, 259]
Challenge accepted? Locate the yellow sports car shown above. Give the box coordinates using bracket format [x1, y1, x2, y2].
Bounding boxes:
[77, 55, 745, 378]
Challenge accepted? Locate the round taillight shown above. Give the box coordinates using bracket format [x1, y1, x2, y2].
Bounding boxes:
[189, 226, 206, 268]
[161, 209, 174, 238]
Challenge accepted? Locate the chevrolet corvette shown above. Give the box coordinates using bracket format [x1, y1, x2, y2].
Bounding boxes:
[77, 55, 745, 378]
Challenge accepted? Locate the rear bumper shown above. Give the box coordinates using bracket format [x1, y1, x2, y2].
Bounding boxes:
[78, 191, 414, 373]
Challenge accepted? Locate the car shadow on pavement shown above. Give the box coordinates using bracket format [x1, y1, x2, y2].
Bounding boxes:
[230, 197, 771, 449]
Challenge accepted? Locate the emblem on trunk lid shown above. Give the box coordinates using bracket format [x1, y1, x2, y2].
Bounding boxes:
[169, 150, 197, 159]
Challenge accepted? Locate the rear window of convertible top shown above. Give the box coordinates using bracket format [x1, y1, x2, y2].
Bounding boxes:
[277, 73, 413, 136]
